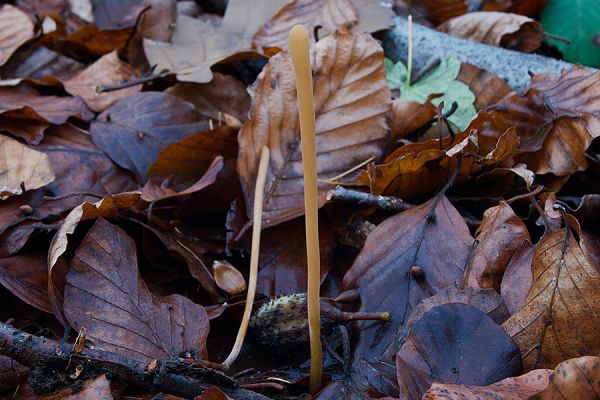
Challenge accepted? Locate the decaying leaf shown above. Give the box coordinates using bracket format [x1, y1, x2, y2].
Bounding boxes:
[0, 252, 51, 313]
[438, 12, 543, 52]
[63, 50, 142, 112]
[64, 218, 210, 362]
[396, 303, 522, 400]
[91, 0, 146, 30]
[0, 46, 84, 83]
[530, 356, 600, 399]
[0, 134, 55, 199]
[456, 63, 511, 110]
[0, 5, 35, 67]
[502, 229, 600, 370]
[0, 354, 29, 394]
[416, 0, 511, 24]
[238, 31, 390, 228]
[423, 368, 551, 399]
[501, 239, 535, 315]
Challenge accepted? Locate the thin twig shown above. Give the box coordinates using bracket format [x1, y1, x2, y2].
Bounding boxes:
[326, 185, 415, 212]
[96, 70, 170, 93]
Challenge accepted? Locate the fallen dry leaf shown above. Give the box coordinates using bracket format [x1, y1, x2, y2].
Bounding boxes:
[508, 0, 548, 16]
[438, 12, 543, 52]
[238, 31, 390, 228]
[457, 63, 511, 110]
[390, 97, 437, 141]
[0, 252, 51, 313]
[416, 0, 511, 24]
[40, 374, 114, 400]
[501, 239, 535, 314]
[90, 91, 210, 182]
[502, 229, 600, 370]
[0, 354, 29, 394]
[0, 5, 35, 67]
[397, 303, 522, 400]
[530, 356, 600, 399]
[64, 218, 210, 362]
[423, 368, 551, 399]
[63, 50, 142, 112]
[0, 46, 84, 84]
[91, 0, 146, 30]
[462, 201, 530, 291]
[0, 134, 55, 199]
[212, 260, 246, 296]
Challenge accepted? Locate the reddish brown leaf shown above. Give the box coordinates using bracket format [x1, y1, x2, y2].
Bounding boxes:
[502, 229, 600, 370]
[530, 356, 600, 399]
[212, 260, 246, 296]
[0, 5, 35, 67]
[90, 92, 210, 182]
[416, 0, 511, 24]
[0, 354, 29, 394]
[253, 0, 358, 52]
[507, 0, 548, 16]
[467, 66, 600, 177]
[63, 50, 141, 112]
[64, 218, 210, 362]
[457, 63, 511, 110]
[238, 31, 390, 228]
[59, 24, 133, 58]
[423, 368, 551, 399]
[390, 97, 436, 141]
[0, 252, 51, 313]
[397, 303, 521, 400]
[500, 239, 535, 314]
[438, 12, 543, 52]
[462, 201, 530, 291]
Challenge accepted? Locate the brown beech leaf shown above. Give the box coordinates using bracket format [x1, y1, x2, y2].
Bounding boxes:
[457, 63, 511, 110]
[416, 0, 511, 24]
[64, 218, 210, 362]
[501, 239, 535, 314]
[0, 354, 29, 394]
[0, 5, 35, 67]
[144, 0, 289, 83]
[257, 218, 335, 297]
[462, 201, 530, 291]
[438, 12, 543, 52]
[0, 85, 94, 144]
[423, 368, 551, 399]
[0, 46, 84, 84]
[0, 252, 51, 313]
[254, 0, 358, 52]
[38, 374, 114, 400]
[0, 134, 55, 199]
[344, 196, 472, 379]
[165, 73, 251, 123]
[507, 0, 548, 17]
[467, 66, 600, 177]
[530, 356, 600, 399]
[63, 50, 141, 112]
[502, 229, 600, 370]
[90, 92, 210, 183]
[390, 97, 437, 141]
[238, 31, 390, 228]
[91, 0, 146, 30]
[146, 127, 237, 192]
[397, 303, 522, 400]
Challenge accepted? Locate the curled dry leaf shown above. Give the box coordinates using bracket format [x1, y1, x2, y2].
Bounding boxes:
[0, 354, 29, 394]
[438, 12, 543, 52]
[238, 31, 390, 228]
[467, 66, 600, 177]
[90, 92, 210, 183]
[253, 0, 358, 52]
[0, 5, 34, 67]
[397, 303, 522, 400]
[416, 0, 511, 24]
[64, 218, 210, 362]
[423, 368, 551, 399]
[462, 201, 530, 291]
[0, 252, 51, 313]
[530, 356, 600, 399]
[0, 134, 55, 199]
[502, 229, 600, 370]
[344, 196, 472, 383]
[456, 63, 511, 110]
[63, 50, 142, 112]
[212, 260, 246, 296]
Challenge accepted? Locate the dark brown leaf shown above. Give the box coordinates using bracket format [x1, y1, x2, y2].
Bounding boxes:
[416, 0, 511, 24]
[457, 63, 511, 110]
[64, 218, 210, 362]
[0, 354, 29, 394]
[90, 92, 210, 182]
[238, 31, 390, 228]
[396, 303, 522, 400]
[0, 252, 51, 313]
[507, 0, 548, 16]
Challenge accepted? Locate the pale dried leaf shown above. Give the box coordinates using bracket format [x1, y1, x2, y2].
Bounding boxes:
[0, 5, 34, 67]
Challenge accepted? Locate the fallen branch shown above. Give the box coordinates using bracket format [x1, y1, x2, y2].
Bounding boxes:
[327, 185, 415, 212]
[0, 323, 268, 399]
[381, 17, 592, 90]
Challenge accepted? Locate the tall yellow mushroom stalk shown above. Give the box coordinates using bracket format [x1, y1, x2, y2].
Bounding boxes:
[289, 24, 323, 394]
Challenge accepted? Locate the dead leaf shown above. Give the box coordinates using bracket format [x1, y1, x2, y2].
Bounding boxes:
[253, 0, 358, 52]
[416, 0, 511, 24]
[507, 0, 548, 16]
[63, 50, 141, 112]
[438, 12, 543, 52]
[530, 356, 600, 399]
[502, 229, 600, 370]
[0, 5, 35, 67]
[91, 0, 145, 30]
[390, 97, 437, 141]
[462, 201, 530, 291]
[0, 46, 84, 84]
[0, 355, 29, 394]
[0, 134, 55, 199]
[90, 92, 210, 182]
[64, 218, 210, 362]
[350, 0, 395, 33]
[143, 0, 289, 83]
[423, 368, 551, 399]
[212, 260, 246, 296]
[457, 63, 511, 110]
[238, 31, 390, 228]
[0, 252, 51, 313]
[344, 196, 472, 384]
[466, 66, 600, 177]
[500, 239, 535, 314]
[0, 85, 94, 144]
[396, 303, 522, 400]
[40, 374, 114, 400]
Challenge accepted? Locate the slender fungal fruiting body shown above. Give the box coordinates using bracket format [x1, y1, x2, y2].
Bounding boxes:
[221, 146, 270, 370]
[289, 24, 322, 395]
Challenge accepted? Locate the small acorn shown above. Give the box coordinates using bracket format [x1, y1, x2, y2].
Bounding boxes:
[249, 293, 389, 355]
